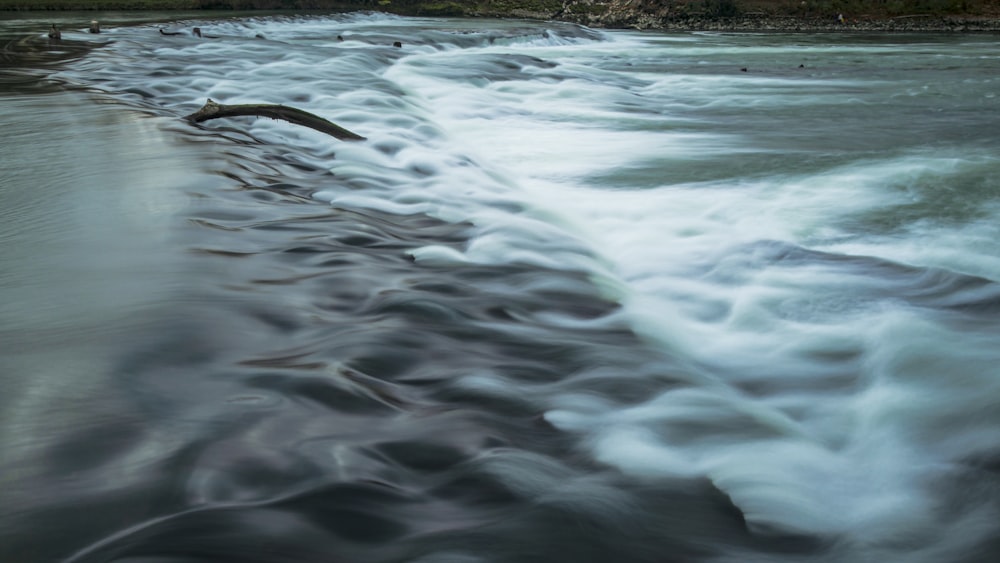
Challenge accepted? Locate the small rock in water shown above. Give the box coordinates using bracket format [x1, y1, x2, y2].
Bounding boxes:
[393, 41, 402, 48]
[48, 24, 60, 40]
[89, 20, 100, 34]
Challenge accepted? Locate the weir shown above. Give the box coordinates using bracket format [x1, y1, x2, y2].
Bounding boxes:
[2, 13, 1000, 563]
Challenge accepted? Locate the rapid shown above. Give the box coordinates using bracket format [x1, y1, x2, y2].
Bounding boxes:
[2, 12, 999, 563]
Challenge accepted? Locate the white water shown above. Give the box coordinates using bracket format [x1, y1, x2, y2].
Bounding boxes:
[373, 27, 1000, 552]
[7, 13, 1000, 562]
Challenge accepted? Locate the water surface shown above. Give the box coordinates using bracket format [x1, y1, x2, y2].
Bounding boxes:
[2, 13, 1000, 563]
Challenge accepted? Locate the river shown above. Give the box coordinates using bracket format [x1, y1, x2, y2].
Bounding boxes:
[2, 12, 999, 563]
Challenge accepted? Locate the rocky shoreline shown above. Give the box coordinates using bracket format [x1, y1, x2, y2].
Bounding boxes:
[584, 14, 1000, 32]
[552, 1, 1000, 32]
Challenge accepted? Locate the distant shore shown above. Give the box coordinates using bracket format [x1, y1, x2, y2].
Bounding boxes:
[615, 14, 1000, 32]
[2, 0, 999, 33]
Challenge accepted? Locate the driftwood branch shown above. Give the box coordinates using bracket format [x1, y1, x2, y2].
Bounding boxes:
[184, 98, 366, 141]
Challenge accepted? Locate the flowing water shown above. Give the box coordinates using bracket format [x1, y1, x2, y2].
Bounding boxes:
[2, 12, 1000, 563]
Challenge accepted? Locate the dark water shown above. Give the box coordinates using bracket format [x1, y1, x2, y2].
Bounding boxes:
[2, 12, 1000, 563]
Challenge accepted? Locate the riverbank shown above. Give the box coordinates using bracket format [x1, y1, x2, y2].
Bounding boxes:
[559, 0, 1000, 31]
[2, 0, 999, 32]
[579, 13, 1000, 32]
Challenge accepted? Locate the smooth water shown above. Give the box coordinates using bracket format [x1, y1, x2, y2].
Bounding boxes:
[2, 12, 999, 563]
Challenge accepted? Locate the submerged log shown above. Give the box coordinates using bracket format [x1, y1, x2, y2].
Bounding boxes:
[184, 99, 366, 141]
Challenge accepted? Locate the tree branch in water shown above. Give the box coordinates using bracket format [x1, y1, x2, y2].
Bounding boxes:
[184, 98, 366, 141]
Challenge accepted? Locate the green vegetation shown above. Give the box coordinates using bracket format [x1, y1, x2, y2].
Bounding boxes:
[486, 0, 562, 14]
[0, 0, 201, 8]
[411, 2, 467, 16]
